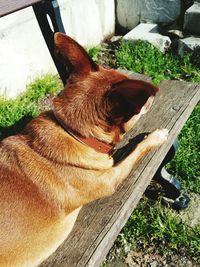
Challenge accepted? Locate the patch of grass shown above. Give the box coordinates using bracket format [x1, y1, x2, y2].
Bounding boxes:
[91, 40, 200, 85]
[0, 74, 61, 139]
[87, 46, 101, 63]
[167, 103, 200, 193]
[116, 197, 200, 262]
[115, 40, 200, 85]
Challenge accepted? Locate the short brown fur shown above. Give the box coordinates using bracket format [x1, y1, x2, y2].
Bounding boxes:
[0, 33, 168, 267]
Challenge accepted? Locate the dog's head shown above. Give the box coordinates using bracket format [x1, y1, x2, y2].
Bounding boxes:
[53, 33, 159, 145]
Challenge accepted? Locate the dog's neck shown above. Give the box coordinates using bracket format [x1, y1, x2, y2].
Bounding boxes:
[53, 111, 115, 154]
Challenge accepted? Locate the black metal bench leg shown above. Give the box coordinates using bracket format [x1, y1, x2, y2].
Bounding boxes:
[153, 139, 190, 210]
[33, 0, 68, 85]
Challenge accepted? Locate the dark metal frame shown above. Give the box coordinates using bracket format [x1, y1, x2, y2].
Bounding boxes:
[153, 140, 190, 210]
[33, 0, 68, 84]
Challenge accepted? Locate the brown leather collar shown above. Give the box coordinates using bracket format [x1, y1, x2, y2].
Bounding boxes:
[66, 128, 115, 154]
[53, 111, 115, 154]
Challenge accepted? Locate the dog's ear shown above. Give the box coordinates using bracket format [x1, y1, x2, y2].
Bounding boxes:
[107, 79, 159, 124]
[54, 32, 99, 74]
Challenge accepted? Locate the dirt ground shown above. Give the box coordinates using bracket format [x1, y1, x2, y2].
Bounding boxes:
[105, 248, 199, 267]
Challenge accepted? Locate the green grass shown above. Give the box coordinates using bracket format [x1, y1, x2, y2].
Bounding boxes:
[0, 74, 61, 140]
[167, 103, 200, 193]
[87, 46, 101, 63]
[87, 39, 200, 84]
[115, 40, 200, 85]
[115, 198, 200, 261]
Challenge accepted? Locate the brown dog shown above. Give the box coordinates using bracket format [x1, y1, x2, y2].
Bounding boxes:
[0, 33, 168, 267]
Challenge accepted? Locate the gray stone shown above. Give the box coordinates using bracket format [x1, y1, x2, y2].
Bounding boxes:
[123, 23, 171, 53]
[116, 0, 181, 30]
[178, 36, 200, 56]
[184, 2, 200, 35]
[140, 0, 181, 25]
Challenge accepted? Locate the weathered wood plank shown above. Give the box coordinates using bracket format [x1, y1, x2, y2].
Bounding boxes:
[41, 81, 200, 267]
[0, 0, 41, 17]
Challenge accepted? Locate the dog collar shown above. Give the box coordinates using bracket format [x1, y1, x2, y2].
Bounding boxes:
[66, 128, 115, 154]
[53, 111, 115, 154]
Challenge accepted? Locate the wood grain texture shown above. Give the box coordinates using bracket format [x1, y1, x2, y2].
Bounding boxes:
[119, 69, 152, 82]
[40, 80, 200, 267]
[0, 0, 41, 17]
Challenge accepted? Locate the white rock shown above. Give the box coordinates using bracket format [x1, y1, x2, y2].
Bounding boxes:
[123, 23, 171, 53]
[178, 36, 200, 56]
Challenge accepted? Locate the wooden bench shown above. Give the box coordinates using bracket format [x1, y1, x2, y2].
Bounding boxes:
[0, 0, 68, 84]
[39, 77, 199, 267]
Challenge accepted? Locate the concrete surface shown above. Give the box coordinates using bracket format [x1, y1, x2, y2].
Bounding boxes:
[116, 0, 140, 30]
[0, 0, 115, 98]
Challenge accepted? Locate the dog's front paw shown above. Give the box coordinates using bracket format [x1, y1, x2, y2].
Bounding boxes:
[146, 129, 169, 147]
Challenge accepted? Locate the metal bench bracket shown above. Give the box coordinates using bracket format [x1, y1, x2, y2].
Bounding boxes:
[33, 0, 68, 84]
[153, 140, 190, 210]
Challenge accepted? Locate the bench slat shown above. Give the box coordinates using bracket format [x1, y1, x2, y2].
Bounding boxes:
[0, 0, 41, 17]
[40, 80, 200, 267]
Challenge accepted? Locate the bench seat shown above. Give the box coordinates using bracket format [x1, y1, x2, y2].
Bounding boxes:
[0, 0, 41, 17]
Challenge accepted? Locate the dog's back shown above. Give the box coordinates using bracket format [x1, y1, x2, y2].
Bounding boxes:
[0, 120, 82, 266]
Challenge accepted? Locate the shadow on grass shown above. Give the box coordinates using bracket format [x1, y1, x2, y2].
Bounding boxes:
[0, 115, 33, 141]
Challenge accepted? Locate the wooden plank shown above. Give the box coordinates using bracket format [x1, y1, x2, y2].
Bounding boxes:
[119, 69, 152, 82]
[40, 81, 200, 267]
[0, 0, 41, 17]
